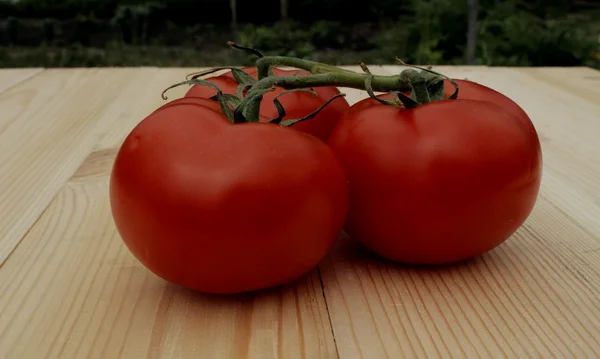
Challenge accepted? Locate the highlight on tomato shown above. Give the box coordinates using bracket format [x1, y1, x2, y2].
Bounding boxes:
[109, 87, 350, 294]
[327, 71, 543, 265]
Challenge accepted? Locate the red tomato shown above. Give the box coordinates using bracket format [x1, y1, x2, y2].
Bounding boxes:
[110, 97, 349, 294]
[184, 66, 350, 142]
[328, 80, 542, 264]
[350, 79, 531, 125]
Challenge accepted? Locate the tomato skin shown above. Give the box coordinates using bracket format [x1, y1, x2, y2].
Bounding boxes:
[350, 79, 531, 125]
[109, 98, 349, 294]
[328, 97, 542, 264]
[184, 75, 241, 100]
[155, 96, 224, 113]
[184, 66, 350, 141]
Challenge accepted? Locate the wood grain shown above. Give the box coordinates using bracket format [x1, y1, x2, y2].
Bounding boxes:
[2, 66, 600, 359]
[319, 66, 600, 358]
[0, 68, 43, 95]
[0, 158, 336, 359]
[524, 66, 600, 108]
[0, 67, 159, 265]
[320, 200, 600, 359]
[95, 68, 195, 150]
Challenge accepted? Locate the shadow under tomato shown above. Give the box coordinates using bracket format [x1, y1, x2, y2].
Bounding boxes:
[163, 274, 312, 303]
[328, 231, 488, 274]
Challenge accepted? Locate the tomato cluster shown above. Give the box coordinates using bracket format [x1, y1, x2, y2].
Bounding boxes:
[109, 62, 542, 294]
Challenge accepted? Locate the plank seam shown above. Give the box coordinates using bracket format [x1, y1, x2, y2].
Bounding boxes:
[317, 265, 341, 359]
[0, 192, 54, 270]
[0, 68, 157, 267]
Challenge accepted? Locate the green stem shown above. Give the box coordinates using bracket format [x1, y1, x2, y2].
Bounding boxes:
[226, 42, 353, 80]
[256, 72, 411, 93]
[396, 57, 460, 99]
[226, 41, 264, 58]
[161, 79, 237, 122]
[186, 66, 241, 80]
[359, 61, 400, 108]
[270, 89, 318, 124]
[280, 93, 347, 127]
[255, 56, 354, 80]
[233, 86, 277, 123]
[162, 51, 457, 127]
[401, 69, 430, 105]
[242, 71, 413, 122]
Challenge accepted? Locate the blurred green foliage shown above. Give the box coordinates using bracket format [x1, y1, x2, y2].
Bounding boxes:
[0, 0, 598, 68]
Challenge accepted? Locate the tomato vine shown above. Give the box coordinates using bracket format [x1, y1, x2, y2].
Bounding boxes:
[161, 41, 462, 126]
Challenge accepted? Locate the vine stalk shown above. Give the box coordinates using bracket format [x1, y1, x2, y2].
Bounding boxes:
[162, 43, 461, 126]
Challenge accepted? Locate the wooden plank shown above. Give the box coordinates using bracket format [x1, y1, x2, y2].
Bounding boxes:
[0, 67, 160, 265]
[319, 66, 600, 358]
[0, 68, 44, 95]
[321, 208, 600, 359]
[95, 67, 198, 150]
[521, 66, 600, 111]
[0, 152, 337, 359]
[4, 66, 600, 359]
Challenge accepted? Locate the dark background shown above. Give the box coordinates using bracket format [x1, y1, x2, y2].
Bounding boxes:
[0, 0, 599, 68]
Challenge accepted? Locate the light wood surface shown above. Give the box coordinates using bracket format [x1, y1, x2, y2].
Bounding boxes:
[1, 65, 599, 359]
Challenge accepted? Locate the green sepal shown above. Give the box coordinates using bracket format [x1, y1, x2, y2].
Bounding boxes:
[231, 68, 257, 86]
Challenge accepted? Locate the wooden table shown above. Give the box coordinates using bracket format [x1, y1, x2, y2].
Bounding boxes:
[1, 65, 600, 359]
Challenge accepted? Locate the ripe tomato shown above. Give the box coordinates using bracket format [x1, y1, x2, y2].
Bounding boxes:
[184, 66, 350, 141]
[350, 79, 532, 125]
[109, 97, 349, 294]
[328, 80, 542, 264]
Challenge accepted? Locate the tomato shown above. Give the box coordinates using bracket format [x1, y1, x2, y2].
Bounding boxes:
[349, 79, 531, 125]
[184, 66, 350, 141]
[327, 80, 542, 264]
[109, 97, 349, 294]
